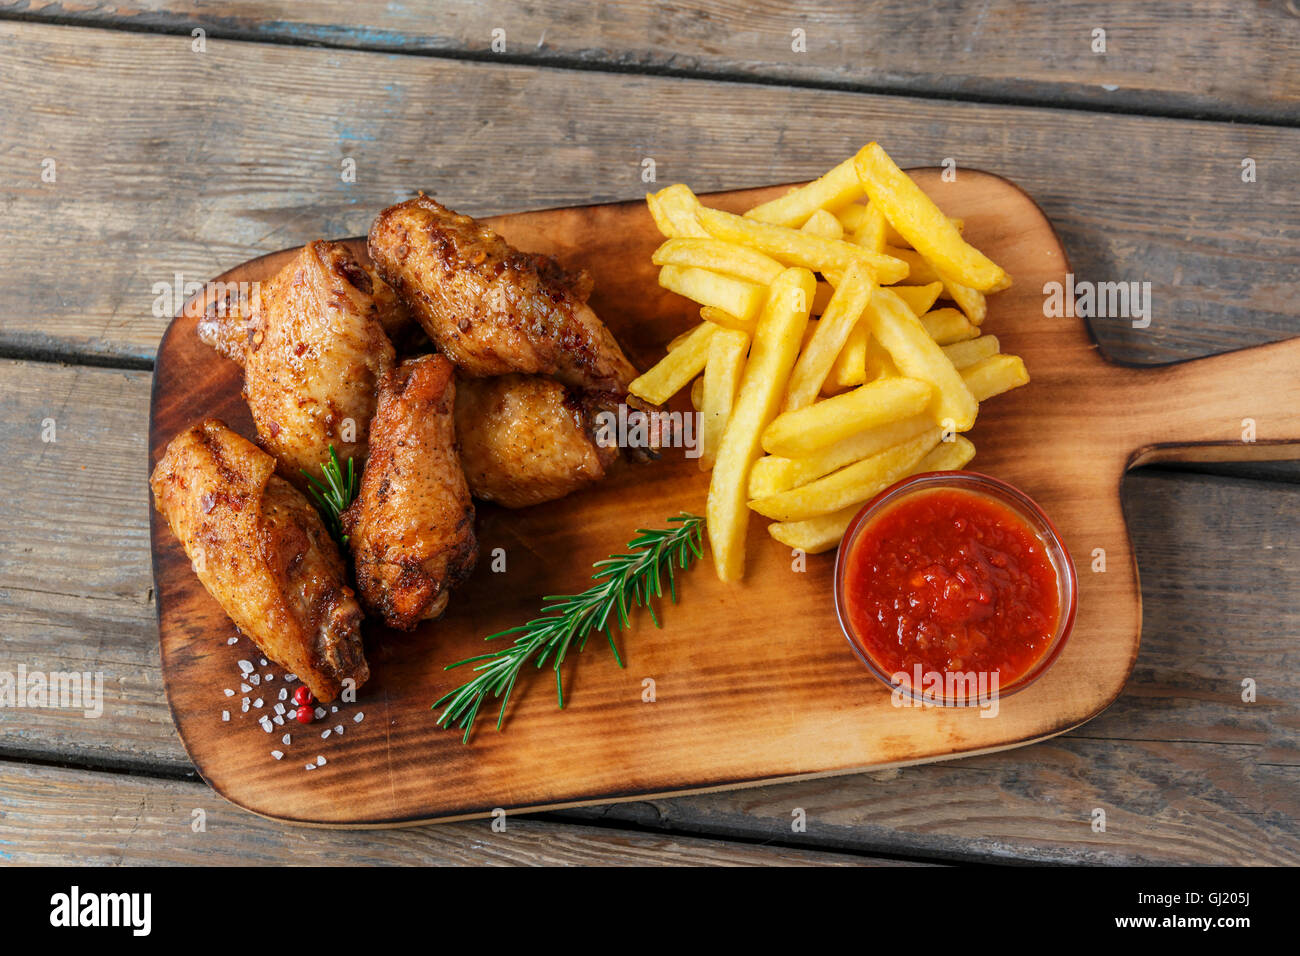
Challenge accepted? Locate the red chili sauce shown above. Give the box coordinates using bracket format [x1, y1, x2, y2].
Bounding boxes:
[843, 488, 1060, 687]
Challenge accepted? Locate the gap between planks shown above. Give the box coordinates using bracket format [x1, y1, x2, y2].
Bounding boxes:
[0, 758, 929, 866]
[0, 5, 1296, 128]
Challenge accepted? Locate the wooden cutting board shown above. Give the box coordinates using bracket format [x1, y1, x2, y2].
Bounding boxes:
[149, 170, 1300, 826]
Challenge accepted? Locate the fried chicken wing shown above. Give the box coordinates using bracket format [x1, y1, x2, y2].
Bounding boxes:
[238, 240, 396, 485]
[454, 374, 619, 508]
[368, 196, 639, 393]
[150, 419, 369, 702]
[195, 284, 258, 366]
[198, 251, 409, 367]
[342, 355, 478, 630]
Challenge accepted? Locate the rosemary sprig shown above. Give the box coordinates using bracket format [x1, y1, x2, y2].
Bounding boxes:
[433, 513, 705, 743]
[301, 446, 358, 544]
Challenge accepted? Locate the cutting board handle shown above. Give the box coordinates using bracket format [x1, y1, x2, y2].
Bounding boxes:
[1122, 336, 1300, 467]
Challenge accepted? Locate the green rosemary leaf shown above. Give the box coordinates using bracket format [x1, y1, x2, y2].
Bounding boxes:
[433, 513, 705, 742]
[301, 446, 359, 546]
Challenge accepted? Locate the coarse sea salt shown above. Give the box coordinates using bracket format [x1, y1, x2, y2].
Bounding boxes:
[221, 711, 229, 722]
[274, 715, 285, 725]
[334, 724, 344, 735]
[226, 636, 238, 645]
[316, 755, 326, 766]
[238, 660, 254, 674]
[354, 712, 364, 723]
[281, 734, 291, 746]
[314, 707, 326, 720]
[223, 688, 234, 697]
[249, 674, 260, 686]
[274, 703, 285, 715]
[241, 697, 250, 713]
[253, 698, 263, 709]
[271, 750, 283, 760]
[305, 763, 316, 770]
[321, 729, 331, 739]
[240, 683, 251, 694]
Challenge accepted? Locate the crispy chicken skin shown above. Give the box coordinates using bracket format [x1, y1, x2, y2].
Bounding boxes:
[368, 196, 640, 393]
[343, 355, 478, 630]
[198, 253, 409, 367]
[239, 240, 397, 485]
[455, 374, 620, 508]
[150, 419, 369, 702]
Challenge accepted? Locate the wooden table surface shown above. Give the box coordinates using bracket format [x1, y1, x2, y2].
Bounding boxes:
[0, 1, 1296, 866]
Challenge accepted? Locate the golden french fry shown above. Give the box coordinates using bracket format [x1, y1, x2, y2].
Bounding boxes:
[765, 434, 975, 553]
[666, 325, 697, 351]
[784, 260, 875, 412]
[629, 322, 717, 404]
[849, 204, 887, 253]
[747, 455, 796, 500]
[744, 156, 863, 227]
[942, 334, 1000, 370]
[799, 318, 819, 353]
[645, 192, 674, 239]
[854, 142, 1011, 292]
[912, 434, 977, 474]
[920, 308, 979, 345]
[891, 281, 943, 316]
[882, 250, 983, 321]
[699, 305, 757, 335]
[942, 276, 987, 324]
[647, 184, 710, 238]
[865, 336, 898, 379]
[961, 353, 1030, 401]
[748, 412, 934, 498]
[767, 508, 857, 555]
[749, 428, 942, 522]
[690, 375, 704, 410]
[652, 238, 784, 285]
[865, 287, 977, 431]
[845, 204, 966, 245]
[707, 268, 816, 581]
[698, 327, 750, 470]
[825, 322, 868, 391]
[695, 206, 909, 284]
[835, 203, 869, 232]
[884, 245, 939, 284]
[762, 376, 931, 457]
[800, 208, 844, 239]
[885, 216, 964, 248]
[659, 264, 766, 321]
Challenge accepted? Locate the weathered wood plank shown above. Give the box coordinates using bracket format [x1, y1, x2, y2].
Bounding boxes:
[0, 361, 167, 768]
[2, 1, 1297, 123]
[561, 737, 1300, 865]
[0, 21, 1296, 369]
[0, 358, 1295, 862]
[0, 760, 903, 865]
